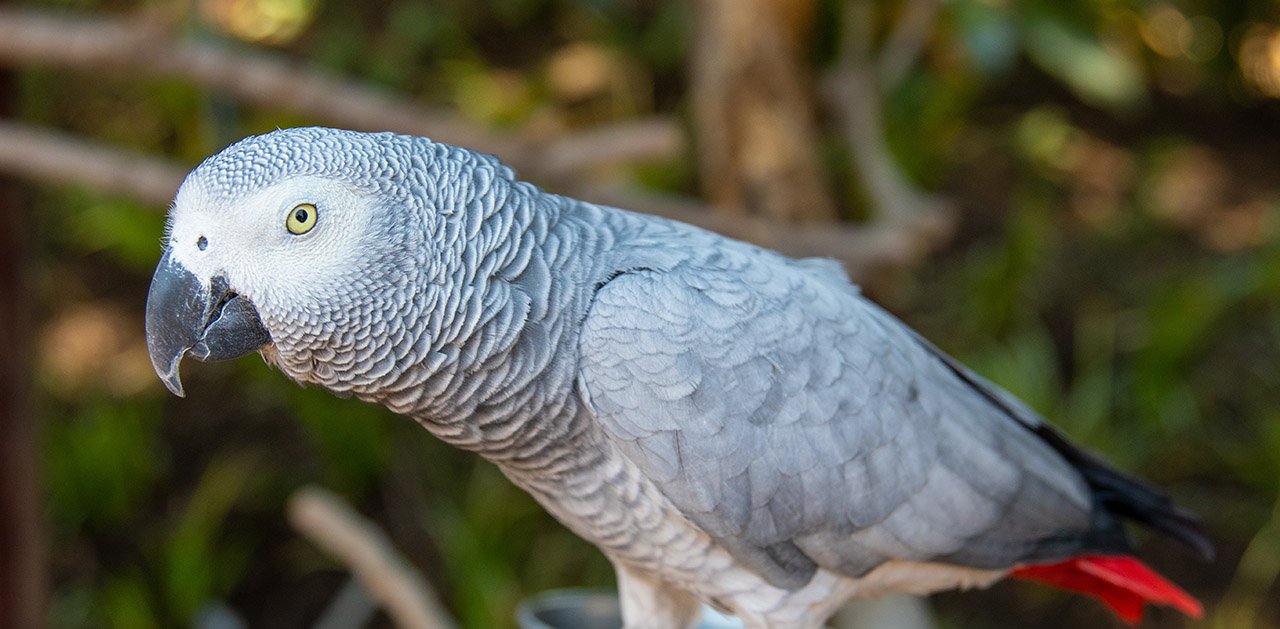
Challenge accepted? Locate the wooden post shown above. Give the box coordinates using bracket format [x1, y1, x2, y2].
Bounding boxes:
[0, 59, 45, 629]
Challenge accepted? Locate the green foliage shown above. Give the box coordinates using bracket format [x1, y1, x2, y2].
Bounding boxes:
[1023, 14, 1145, 111]
[46, 400, 164, 533]
[60, 196, 168, 271]
[160, 455, 260, 622]
[100, 572, 162, 629]
[289, 385, 392, 496]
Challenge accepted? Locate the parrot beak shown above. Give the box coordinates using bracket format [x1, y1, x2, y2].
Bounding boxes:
[145, 249, 272, 397]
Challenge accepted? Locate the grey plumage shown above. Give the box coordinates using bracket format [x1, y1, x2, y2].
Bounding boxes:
[576, 230, 1093, 588]
[147, 127, 1207, 628]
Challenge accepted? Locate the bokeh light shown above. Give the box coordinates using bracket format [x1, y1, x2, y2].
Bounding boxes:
[200, 0, 318, 45]
[1139, 4, 1222, 61]
[1238, 23, 1280, 98]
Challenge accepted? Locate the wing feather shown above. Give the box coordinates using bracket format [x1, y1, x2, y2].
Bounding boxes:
[577, 248, 1093, 588]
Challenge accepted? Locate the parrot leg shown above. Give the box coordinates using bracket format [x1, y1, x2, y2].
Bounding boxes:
[614, 562, 701, 629]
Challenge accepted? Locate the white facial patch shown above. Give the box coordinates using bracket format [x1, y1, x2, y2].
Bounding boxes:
[166, 173, 383, 318]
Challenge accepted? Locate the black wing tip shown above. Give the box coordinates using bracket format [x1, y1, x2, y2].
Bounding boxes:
[1147, 504, 1216, 562]
[1031, 424, 1216, 562]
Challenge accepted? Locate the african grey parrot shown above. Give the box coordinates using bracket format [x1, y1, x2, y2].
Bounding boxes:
[145, 127, 1210, 628]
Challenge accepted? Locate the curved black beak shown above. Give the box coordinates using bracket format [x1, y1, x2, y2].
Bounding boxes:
[145, 250, 272, 397]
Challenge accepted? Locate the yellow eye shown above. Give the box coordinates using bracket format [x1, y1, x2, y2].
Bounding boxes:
[286, 203, 317, 235]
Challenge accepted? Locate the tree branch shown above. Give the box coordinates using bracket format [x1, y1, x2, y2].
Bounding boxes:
[0, 121, 943, 276]
[0, 144, 43, 629]
[0, 121, 184, 206]
[0, 7, 681, 182]
[877, 0, 943, 92]
[534, 116, 683, 183]
[577, 183, 939, 276]
[822, 2, 954, 246]
[288, 485, 457, 629]
[0, 25, 43, 627]
[0, 8, 510, 153]
[0, 4, 955, 277]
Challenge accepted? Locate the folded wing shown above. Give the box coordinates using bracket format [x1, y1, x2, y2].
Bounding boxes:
[577, 249, 1098, 589]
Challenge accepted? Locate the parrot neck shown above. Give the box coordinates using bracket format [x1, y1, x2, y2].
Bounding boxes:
[376, 188, 613, 470]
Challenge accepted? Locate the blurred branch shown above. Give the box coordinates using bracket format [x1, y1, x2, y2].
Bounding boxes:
[0, 168, 43, 629]
[0, 121, 941, 277]
[288, 485, 457, 629]
[823, 1, 954, 246]
[535, 116, 683, 182]
[0, 6, 953, 277]
[0, 48, 44, 629]
[878, 0, 942, 91]
[312, 576, 378, 629]
[0, 7, 680, 181]
[0, 121, 185, 206]
[0, 8, 511, 155]
[579, 183, 941, 275]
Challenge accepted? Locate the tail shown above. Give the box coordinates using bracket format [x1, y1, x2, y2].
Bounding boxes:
[1014, 426, 1212, 623]
[1030, 423, 1215, 562]
[1011, 555, 1202, 624]
[899, 318, 1213, 621]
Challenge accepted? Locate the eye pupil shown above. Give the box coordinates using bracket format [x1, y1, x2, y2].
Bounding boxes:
[287, 203, 317, 235]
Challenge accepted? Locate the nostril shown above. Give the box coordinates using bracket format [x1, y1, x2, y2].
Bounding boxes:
[197, 236, 208, 251]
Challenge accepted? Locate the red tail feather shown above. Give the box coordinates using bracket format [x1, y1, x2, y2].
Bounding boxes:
[1011, 555, 1202, 625]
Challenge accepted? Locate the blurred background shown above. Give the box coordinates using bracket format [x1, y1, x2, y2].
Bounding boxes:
[0, 0, 1277, 627]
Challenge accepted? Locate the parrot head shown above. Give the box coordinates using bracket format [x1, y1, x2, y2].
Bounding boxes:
[145, 127, 471, 397]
